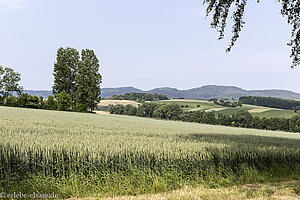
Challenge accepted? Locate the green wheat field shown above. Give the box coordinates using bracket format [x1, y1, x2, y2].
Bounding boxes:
[1, 106, 300, 198]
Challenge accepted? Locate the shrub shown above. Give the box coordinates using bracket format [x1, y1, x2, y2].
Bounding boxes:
[45, 96, 57, 110]
[56, 91, 72, 111]
[5, 96, 17, 107]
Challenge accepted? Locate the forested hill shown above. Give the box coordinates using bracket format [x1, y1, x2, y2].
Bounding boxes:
[25, 85, 300, 99]
[102, 85, 300, 99]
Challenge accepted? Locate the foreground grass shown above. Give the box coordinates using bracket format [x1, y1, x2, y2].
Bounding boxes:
[1, 106, 300, 198]
[101, 180, 300, 200]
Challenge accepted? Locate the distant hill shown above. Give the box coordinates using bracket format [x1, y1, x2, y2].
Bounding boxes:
[24, 90, 53, 99]
[103, 85, 300, 100]
[100, 87, 143, 98]
[24, 85, 300, 100]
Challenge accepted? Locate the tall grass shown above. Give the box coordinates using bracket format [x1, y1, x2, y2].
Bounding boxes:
[1, 106, 300, 198]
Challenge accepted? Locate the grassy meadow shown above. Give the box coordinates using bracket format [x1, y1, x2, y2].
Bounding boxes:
[1, 106, 300, 198]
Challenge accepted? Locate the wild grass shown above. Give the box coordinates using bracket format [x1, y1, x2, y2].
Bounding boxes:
[0, 106, 300, 198]
[103, 180, 300, 200]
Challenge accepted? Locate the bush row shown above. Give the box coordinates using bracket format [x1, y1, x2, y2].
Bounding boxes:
[109, 102, 300, 133]
[0, 93, 69, 111]
[0, 91, 96, 112]
[210, 99, 243, 107]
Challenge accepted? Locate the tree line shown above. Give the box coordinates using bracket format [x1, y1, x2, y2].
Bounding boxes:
[0, 47, 102, 112]
[240, 96, 300, 112]
[0, 93, 57, 110]
[109, 102, 300, 133]
[108, 93, 169, 102]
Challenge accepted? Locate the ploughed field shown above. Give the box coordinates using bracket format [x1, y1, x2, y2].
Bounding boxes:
[1, 106, 300, 198]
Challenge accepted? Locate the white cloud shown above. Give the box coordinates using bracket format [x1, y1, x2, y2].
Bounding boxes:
[1, 0, 27, 10]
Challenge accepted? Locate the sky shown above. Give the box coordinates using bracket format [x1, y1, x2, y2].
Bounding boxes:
[0, 0, 299, 92]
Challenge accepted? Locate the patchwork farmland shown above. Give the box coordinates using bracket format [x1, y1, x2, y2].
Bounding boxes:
[157, 99, 299, 119]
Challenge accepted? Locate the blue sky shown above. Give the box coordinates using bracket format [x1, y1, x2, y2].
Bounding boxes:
[0, 0, 299, 92]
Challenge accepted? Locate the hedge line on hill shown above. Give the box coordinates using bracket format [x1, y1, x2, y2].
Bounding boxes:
[109, 102, 300, 133]
[108, 93, 169, 102]
[210, 98, 243, 108]
[239, 96, 300, 111]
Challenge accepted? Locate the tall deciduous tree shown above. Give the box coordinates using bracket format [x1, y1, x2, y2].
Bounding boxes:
[203, 0, 300, 67]
[0, 66, 23, 100]
[52, 47, 80, 103]
[75, 49, 102, 112]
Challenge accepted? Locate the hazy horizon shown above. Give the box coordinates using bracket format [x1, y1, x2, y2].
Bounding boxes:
[24, 84, 300, 94]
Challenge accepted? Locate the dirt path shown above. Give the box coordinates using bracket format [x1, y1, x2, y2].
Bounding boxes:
[95, 111, 110, 115]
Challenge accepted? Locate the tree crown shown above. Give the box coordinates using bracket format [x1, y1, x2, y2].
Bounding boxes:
[204, 0, 300, 67]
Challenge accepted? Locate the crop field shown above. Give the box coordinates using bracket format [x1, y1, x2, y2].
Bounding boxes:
[98, 99, 140, 107]
[1, 106, 300, 198]
[97, 100, 140, 111]
[160, 99, 298, 118]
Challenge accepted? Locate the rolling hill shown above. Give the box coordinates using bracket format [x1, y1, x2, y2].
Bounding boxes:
[24, 85, 300, 99]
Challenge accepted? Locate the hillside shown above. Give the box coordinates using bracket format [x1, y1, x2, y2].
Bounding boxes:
[25, 85, 300, 99]
[100, 87, 143, 98]
[159, 99, 299, 119]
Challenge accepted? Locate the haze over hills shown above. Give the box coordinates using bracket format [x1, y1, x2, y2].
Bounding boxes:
[24, 85, 300, 100]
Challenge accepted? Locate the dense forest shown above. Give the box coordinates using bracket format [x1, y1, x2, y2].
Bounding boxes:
[240, 96, 300, 111]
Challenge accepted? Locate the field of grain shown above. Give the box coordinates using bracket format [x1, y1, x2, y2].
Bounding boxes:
[97, 100, 140, 111]
[1, 106, 300, 198]
[98, 100, 140, 107]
